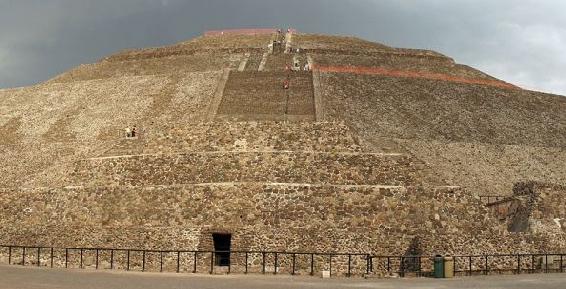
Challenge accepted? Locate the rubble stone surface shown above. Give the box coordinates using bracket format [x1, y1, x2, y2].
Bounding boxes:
[0, 32, 565, 276]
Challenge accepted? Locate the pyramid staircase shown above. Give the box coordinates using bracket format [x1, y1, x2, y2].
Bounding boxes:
[244, 53, 263, 71]
[215, 43, 315, 122]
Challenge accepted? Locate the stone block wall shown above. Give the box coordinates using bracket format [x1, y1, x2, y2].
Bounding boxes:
[104, 34, 272, 62]
[0, 76, 166, 142]
[0, 141, 101, 188]
[69, 152, 418, 187]
[100, 122, 363, 157]
[1, 184, 549, 256]
[294, 34, 393, 52]
[311, 54, 486, 81]
[530, 183, 566, 222]
[50, 53, 238, 83]
[401, 140, 566, 196]
[319, 73, 566, 147]
[177, 34, 274, 50]
[316, 71, 566, 195]
[0, 70, 225, 188]
[3, 183, 564, 277]
[487, 182, 566, 234]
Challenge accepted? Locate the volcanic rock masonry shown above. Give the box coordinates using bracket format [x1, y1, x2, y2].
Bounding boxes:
[0, 30, 565, 276]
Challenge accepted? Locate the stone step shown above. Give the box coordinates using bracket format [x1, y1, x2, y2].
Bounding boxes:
[225, 70, 312, 79]
[215, 114, 315, 122]
[264, 54, 294, 71]
[100, 122, 363, 157]
[70, 151, 419, 187]
[217, 71, 315, 121]
[263, 53, 308, 72]
[224, 77, 312, 87]
[244, 53, 263, 71]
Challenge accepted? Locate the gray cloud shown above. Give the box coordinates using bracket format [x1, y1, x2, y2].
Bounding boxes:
[1, 0, 565, 95]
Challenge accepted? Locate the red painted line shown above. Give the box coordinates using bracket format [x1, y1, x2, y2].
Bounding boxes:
[314, 65, 519, 90]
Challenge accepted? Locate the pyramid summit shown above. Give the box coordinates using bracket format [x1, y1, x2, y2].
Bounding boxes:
[0, 30, 565, 276]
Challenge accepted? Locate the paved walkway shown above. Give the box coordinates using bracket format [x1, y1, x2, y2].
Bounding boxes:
[2, 265, 566, 289]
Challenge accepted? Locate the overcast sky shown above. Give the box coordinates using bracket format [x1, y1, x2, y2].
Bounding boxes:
[1, 0, 566, 95]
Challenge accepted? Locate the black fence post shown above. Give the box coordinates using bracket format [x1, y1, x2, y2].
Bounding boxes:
[484, 255, 488, 275]
[292, 253, 296, 275]
[50, 248, 54, 268]
[227, 251, 230, 274]
[95, 249, 99, 270]
[22, 247, 26, 266]
[37, 247, 41, 267]
[245, 252, 248, 274]
[310, 254, 314, 276]
[387, 257, 391, 273]
[176, 251, 180, 273]
[65, 248, 68, 268]
[545, 254, 548, 273]
[531, 254, 535, 273]
[347, 254, 351, 277]
[8, 246, 11, 265]
[160, 251, 164, 273]
[126, 250, 130, 271]
[110, 250, 114, 270]
[468, 256, 472, 276]
[400, 256, 405, 278]
[366, 254, 370, 276]
[193, 252, 197, 273]
[80, 249, 83, 269]
[329, 255, 332, 277]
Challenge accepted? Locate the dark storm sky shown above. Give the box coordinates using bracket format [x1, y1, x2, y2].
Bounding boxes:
[1, 0, 565, 95]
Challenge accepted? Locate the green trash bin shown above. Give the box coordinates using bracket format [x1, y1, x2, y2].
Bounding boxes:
[434, 255, 445, 278]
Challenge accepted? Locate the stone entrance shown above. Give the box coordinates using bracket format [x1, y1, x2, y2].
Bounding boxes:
[213, 233, 232, 266]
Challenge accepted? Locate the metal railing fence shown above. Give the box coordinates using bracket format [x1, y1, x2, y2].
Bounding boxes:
[1, 245, 564, 278]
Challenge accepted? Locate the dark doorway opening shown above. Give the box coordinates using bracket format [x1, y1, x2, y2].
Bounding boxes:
[213, 233, 231, 266]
